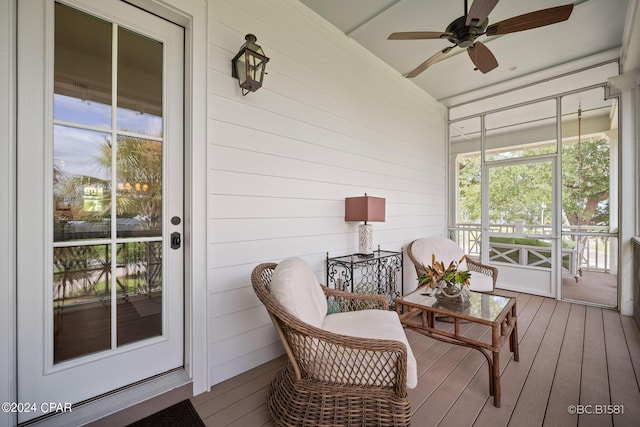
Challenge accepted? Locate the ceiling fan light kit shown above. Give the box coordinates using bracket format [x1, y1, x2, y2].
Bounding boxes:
[388, 0, 574, 77]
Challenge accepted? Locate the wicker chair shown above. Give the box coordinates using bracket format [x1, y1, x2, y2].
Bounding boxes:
[407, 237, 498, 292]
[251, 260, 414, 426]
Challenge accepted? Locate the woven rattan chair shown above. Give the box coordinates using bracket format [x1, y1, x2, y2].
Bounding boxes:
[251, 260, 414, 426]
[407, 237, 498, 292]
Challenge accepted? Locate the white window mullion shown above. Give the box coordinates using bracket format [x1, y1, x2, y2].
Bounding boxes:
[110, 22, 118, 351]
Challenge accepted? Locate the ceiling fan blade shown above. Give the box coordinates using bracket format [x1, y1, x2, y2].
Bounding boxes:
[467, 41, 498, 74]
[388, 31, 452, 40]
[406, 46, 455, 78]
[485, 4, 574, 36]
[465, 0, 500, 27]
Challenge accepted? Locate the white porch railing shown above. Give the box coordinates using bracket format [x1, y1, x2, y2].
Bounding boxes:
[450, 224, 615, 273]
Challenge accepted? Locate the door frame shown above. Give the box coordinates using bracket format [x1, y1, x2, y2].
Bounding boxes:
[1, 1, 18, 427]
[1, 0, 207, 425]
[481, 154, 560, 297]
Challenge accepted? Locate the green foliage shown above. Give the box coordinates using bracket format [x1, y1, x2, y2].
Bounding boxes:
[457, 156, 481, 222]
[488, 158, 552, 225]
[56, 135, 162, 230]
[456, 138, 610, 227]
[418, 255, 471, 289]
[561, 137, 610, 225]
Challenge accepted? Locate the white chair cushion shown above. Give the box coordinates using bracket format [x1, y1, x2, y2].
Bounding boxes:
[468, 270, 494, 292]
[412, 237, 468, 270]
[322, 310, 418, 389]
[271, 257, 327, 328]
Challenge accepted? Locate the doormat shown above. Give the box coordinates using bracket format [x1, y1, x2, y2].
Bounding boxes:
[127, 399, 205, 427]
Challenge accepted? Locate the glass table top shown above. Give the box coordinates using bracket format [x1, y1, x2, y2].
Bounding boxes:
[400, 286, 512, 323]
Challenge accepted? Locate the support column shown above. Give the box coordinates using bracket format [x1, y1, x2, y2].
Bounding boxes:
[608, 70, 640, 316]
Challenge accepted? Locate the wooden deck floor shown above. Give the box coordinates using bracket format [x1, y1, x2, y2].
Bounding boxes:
[192, 292, 640, 426]
[562, 270, 618, 307]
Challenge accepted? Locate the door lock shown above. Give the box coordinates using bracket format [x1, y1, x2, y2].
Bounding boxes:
[171, 232, 182, 249]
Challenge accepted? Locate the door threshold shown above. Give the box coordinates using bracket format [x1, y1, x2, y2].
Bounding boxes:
[19, 369, 192, 427]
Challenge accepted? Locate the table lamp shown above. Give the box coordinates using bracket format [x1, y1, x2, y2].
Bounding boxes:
[345, 194, 385, 256]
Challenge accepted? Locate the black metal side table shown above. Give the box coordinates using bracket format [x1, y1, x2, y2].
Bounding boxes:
[326, 248, 403, 308]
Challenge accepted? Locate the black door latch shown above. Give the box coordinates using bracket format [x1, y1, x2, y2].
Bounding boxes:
[171, 232, 181, 249]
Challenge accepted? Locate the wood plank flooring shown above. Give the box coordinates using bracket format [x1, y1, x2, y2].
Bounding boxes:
[192, 292, 640, 426]
[562, 270, 617, 307]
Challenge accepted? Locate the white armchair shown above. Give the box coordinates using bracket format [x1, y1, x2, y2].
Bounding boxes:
[407, 237, 498, 292]
[252, 257, 416, 426]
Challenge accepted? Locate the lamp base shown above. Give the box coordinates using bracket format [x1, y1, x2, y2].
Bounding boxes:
[358, 223, 373, 255]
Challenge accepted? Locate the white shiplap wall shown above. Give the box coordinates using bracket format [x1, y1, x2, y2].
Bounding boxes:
[206, 0, 447, 385]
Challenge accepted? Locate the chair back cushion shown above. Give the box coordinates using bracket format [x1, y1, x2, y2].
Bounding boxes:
[468, 270, 494, 292]
[271, 257, 327, 328]
[411, 237, 467, 270]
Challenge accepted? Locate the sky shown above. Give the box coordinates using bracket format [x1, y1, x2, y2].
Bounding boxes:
[53, 93, 162, 182]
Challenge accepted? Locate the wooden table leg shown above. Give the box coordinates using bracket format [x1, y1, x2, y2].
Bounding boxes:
[493, 350, 501, 407]
[511, 307, 520, 362]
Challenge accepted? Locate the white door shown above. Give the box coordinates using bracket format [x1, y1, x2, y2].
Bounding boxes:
[480, 99, 559, 297]
[17, 0, 184, 422]
[483, 157, 557, 296]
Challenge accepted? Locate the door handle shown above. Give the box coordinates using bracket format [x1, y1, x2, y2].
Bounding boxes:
[171, 232, 181, 249]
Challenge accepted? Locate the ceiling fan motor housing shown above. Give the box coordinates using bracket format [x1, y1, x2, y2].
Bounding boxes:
[446, 16, 488, 48]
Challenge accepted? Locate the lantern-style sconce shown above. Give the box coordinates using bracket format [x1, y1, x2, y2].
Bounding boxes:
[231, 34, 270, 96]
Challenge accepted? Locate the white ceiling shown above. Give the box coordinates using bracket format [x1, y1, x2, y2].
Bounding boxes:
[300, 0, 631, 106]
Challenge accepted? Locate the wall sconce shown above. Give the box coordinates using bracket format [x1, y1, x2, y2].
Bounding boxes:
[345, 194, 386, 256]
[231, 34, 270, 96]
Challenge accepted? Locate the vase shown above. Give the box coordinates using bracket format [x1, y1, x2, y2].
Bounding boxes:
[435, 280, 471, 305]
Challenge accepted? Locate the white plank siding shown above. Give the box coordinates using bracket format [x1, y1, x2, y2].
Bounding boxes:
[206, 0, 447, 385]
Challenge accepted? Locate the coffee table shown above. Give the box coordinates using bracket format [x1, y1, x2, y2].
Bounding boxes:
[395, 287, 519, 407]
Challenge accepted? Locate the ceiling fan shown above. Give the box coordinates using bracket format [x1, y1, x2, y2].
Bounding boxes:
[388, 0, 574, 77]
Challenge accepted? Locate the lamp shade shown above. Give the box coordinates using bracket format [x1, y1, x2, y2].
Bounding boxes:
[345, 195, 385, 223]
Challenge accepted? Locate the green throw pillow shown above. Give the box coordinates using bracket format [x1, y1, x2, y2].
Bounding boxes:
[489, 236, 516, 244]
[327, 300, 341, 314]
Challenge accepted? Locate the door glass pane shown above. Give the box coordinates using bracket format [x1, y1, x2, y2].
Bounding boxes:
[116, 135, 162, 237]
[54, 3, 112, 127]
[117, 242, 163, 346]
[54, 125, 112, 242]
[54, 245, 111, 363]
[117, 27, 163, 136]
[53, 2, 166, 365]
[485, 100, 557, 161]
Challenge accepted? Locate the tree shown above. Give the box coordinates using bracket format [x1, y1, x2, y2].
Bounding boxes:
[54, 134, 162, 234]
[561, 137, 610, 226]
[100, 136, 163, 231]
[487, 158, 552, 225]
[456, 137, 611, 227]
[457, 156, 481, 223]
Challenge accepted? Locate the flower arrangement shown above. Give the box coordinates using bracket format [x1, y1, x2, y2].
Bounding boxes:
[418, 254, 471, 290]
